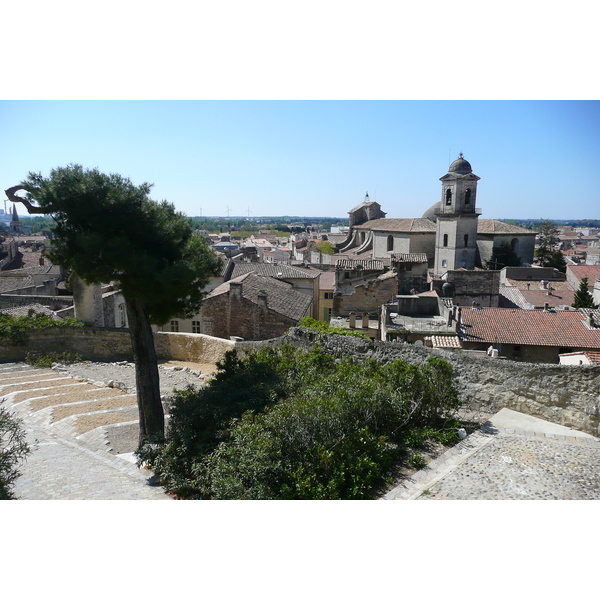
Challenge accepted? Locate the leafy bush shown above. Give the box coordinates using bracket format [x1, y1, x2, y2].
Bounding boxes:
[296, 316, 369, 338]
[0, 310, 84, 345]
[139, 344, 462, 500]
[0, 400, 31, 500]
[25, 351, 83, 368]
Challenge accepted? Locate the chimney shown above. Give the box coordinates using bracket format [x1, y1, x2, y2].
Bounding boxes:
[362, 312, 369, 328]
[39, 257, 45, 266]
[349, 312, 356, 328]
[544, 302, 549, 311]
[541, 280, 548, 289]
[230, 281, 242, 299]
[257, 290, 268, 309]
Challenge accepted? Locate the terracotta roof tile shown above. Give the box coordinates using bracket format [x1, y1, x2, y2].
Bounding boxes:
[459, 307, 600, 348]
[354, 218, 436, 233]
[567, 265, 600, 284]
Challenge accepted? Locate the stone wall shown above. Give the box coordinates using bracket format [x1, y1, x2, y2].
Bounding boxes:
[245, 328, 600, 437]
[0, 294, 74, 312]
[0, 328, 234, 365]
[333, 271, 397, 317]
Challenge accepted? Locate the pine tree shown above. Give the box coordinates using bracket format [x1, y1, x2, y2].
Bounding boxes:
[6, 165, 222, 449]
[572, 277, 599, 309]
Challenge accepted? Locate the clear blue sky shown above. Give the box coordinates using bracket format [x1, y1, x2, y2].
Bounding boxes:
[2, 101, 598, 221]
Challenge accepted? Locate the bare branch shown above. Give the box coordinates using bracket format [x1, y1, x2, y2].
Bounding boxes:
[4, 185, 47, 214]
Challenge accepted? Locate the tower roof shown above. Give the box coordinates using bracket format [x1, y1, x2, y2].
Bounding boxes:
[448, 153, 473, 175]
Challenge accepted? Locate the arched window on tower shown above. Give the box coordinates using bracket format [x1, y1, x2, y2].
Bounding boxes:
[445, 189, 452, 205]
[464, 234, 469, 247]
[443, 234, 448, 247]
[465, 189, 471, 205]
[387, 235, 394, 252]
[511, 238, 519, 253]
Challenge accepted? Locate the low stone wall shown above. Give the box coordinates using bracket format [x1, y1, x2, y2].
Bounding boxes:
[0, 328, 235, 366]
[241, 328, 600, 437]
[154, 331, 235, 363]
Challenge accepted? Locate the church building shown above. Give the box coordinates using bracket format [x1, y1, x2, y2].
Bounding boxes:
[336, 155, 536, 274]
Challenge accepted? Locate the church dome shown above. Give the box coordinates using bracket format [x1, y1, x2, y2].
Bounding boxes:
[448, 154, 472, 175]
[422, 201, 440, 222]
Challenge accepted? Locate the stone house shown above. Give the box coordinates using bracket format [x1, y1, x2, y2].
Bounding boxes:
[458, 306, 600, 363]
[318, 269, 336, 323]
[193, 273, 313, 341]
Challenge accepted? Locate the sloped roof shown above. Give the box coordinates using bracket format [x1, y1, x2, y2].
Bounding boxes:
[567, 264, 600, 284]
[476, 220, 537, 235]
[391, 253, 428, 263]
[425, 335, 461, 348]
[459, 307, 600, 348]
[521, 289, 576, 309]
[208, 273, 312, 321]
[335, 259, 386, 271]
[354, 218, 436, 233]
[228, 262, 321, 280]
[318, 270, 336, 290]
[499, 286, 533, 309]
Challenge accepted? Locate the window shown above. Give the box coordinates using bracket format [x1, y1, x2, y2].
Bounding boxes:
[442, 259, 447, 268]
[387, 235, 394, 252]
[323, 307, 331, 322]
[118, 304, 126, 328]
[465, 189, 471, 205]
[170, 320, 179, 332]
[192, 320, 201, 333]
[445, 189, 452, 205]
[443, 233, 448, 247]
[324, 292, 334, 300]
[464, 234, 469, 247]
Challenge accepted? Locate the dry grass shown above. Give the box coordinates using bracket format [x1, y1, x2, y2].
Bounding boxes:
[52, 395, 137, 422]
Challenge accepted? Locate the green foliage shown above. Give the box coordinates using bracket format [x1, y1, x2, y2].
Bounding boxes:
[139, 345, 462, 499]
[18, 165, 223, 325]
[535, 219, 566, 272]
[25, 351, 83, 368]
[485, 241, 522, 269]
[407, 453, 427, 470]
[572, 277, 599, 309]
[0, 400, 31, 500]
[0, 310, 84, 345]
[297, 316, 369, 339]
[316, 240, 335, 255]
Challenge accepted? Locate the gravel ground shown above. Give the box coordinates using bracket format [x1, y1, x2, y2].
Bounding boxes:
[55, 359, 217, 398]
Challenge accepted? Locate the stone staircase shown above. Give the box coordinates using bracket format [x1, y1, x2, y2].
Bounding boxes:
[1, 362, 142, 460]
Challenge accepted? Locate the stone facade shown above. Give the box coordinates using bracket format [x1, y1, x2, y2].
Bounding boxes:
[333, 270, 397, 317]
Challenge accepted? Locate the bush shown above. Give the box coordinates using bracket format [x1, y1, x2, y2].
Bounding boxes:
[296, 316, 369, 339]
[139, 345, 462, 499]
[0, 310, 84, 346]
[25, 351, 83, 368]
[0, 401, 31, 500]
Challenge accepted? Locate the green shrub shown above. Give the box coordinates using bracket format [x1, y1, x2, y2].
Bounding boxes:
[139, 345, 462, 499]
[296, 316, 369, 339]
[25, 351, 83, 368]
[0, 400, 31, 500]
[0, 310, 84, 346]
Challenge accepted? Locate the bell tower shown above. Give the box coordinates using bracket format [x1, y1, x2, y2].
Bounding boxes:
[433, 154, 481, 275]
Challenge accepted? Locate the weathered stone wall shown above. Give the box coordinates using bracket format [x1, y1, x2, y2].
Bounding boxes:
[242, 328, 600, 437]
[333, 272, 397, 317]
[0, 328, 234, 366]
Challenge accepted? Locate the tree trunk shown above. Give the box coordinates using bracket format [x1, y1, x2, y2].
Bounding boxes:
[125, 297, 165, 449]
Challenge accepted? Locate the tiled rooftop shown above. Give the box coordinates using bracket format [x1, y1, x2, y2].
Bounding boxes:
[318, 270, 336, 290]
[229, 262, 321, 280]
[567, 264, 600, 284]
[520, 289, 576, 309]
[0, 303, 62, 320]
[391, 253, 428, 263]
[354, 218, 436, 233]
[208, 273, 313, 321]
[476, 220, 537, 235]
[459, 307, 600, 348]
[335, 259, 386, 271]
[425, 335, 461, 348]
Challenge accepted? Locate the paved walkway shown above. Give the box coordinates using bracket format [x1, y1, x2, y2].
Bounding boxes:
[384, 408, 600, 500]
[1, 363, 171, 500]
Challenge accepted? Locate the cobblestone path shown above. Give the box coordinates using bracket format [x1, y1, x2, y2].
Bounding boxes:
[384, 414, 600, 500]
[1, 363, 171, 500]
